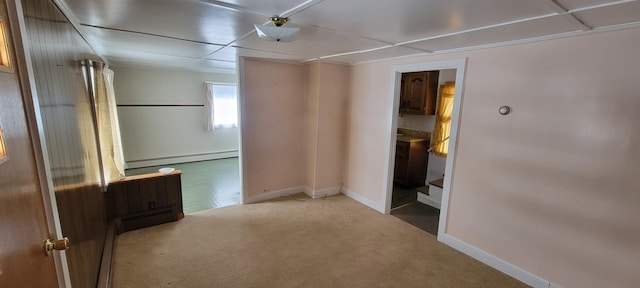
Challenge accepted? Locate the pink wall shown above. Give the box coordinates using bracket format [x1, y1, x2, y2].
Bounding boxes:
[345, 27, 640, 287]
[449, 29, 640, 288]
[240, 58, 307, 197]
[241, 59, 348, 199]
[343, 63, 394, 206]
[310, 63, 349, 191]
[306, 63, 320, 188]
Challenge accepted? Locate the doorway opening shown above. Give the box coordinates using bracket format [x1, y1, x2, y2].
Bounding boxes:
[384, 58, 467, 241]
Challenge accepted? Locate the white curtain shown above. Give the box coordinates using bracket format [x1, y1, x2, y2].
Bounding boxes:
[204, 82, 215, 131]
[103, 65, 126, 176]
[96, 64, 126, 180]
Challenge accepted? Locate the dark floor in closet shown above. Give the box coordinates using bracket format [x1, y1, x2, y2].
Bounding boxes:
[391, 184, 418, 209]
[391, 201, 440, 236]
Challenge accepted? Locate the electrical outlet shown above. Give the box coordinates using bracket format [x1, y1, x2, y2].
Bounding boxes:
[148, 201, 156, 210]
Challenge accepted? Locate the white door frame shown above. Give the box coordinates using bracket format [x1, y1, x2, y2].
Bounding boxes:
[383, 58, 467, 242]
[6, 0, 71, 286]
[237, 56, 247, 204]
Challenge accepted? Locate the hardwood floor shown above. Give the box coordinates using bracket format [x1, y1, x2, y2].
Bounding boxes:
[126, 158, 241, 214]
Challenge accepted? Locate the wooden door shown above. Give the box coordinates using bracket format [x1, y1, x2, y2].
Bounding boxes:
[0, 71, 58, 287]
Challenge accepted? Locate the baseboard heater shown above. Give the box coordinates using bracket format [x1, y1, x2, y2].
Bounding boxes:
[119, 206, 178, 232]
[105, 170, 184, 233]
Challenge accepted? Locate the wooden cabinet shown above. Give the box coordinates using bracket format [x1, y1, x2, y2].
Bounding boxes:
[399, 71, 440, 115]
[106, 171, 184, 233]
[394, 140, 428, 188]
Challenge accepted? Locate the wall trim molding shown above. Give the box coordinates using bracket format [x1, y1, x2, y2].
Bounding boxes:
[441, 234, 550, 288]
[341, 188, 385, 213]
[125, 150, 238, 169]
[303, 186, 342, 198]
[244, 186, 306, 204]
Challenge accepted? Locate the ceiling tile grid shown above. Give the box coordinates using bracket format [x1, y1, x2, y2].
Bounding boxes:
[404, 15, 585, 52]
[58, 0, 640, 72]
[573, 1, 640, 29]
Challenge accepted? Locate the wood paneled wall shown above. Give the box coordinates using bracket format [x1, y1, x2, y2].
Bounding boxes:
[22, 0, 107, 287]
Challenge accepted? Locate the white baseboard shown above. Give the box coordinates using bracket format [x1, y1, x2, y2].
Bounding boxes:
[341, 187, 385, 214]
[417, 191, 441, 209]
[125, 150, 238, 169]
[303, 186, 342, 198]
[245, 186, 306, 204]
[441, 234, 550, 288]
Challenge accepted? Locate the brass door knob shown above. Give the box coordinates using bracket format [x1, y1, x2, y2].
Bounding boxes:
[44, 237, 70, 256]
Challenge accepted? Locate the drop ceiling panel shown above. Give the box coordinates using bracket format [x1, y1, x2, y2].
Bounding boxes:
[101, 50, 201, 67]
[189, 58, 236, 70]
[573, 1, 640, 28]
[106, 58, 185, 70]
[235, 25, 391, 58]
[554, 0, 622, 10]
[405, 15, 582, 52]
[322, 46, 430, 64]
[291, 0, 560, 44]
[199, 0, 311, 16]
[63, 0, 265, 44]
[209, 46, 305, 62]
[82, 26, 223, 59]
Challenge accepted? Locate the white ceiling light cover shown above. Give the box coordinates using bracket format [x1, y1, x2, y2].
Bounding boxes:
[254, 24, 300, 42]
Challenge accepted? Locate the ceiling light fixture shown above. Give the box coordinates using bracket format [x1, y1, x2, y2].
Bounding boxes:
[254, 16, 299, 42]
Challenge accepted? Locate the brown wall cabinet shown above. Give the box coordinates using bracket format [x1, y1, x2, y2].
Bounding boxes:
[399, 71, 440, 115]
[394, 140, 428, 188]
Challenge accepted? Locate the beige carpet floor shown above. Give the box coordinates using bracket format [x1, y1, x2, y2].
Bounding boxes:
[113, 194, 528, 288]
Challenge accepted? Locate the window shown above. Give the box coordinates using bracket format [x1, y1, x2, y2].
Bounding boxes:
[204, 82, 238, 130]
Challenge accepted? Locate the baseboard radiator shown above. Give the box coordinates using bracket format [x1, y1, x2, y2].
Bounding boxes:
[105, 170, 184, 233]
